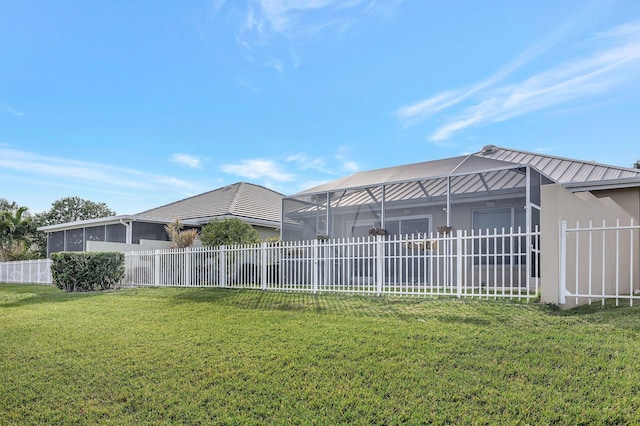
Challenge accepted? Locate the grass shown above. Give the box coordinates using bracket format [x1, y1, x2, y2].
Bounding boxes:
[2, 284, 640, 425]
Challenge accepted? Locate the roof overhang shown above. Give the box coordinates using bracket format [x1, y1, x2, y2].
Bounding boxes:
[37, 214, 280, 233]
[563, 177, 640, 193]
[37, 215, 200, 233]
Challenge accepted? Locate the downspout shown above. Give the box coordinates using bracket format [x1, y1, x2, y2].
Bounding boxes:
[120, 219, 132, 244]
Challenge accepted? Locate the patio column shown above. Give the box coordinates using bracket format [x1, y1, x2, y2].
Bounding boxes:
[446, 175, 451, 226]
[381, 185, 386, 230]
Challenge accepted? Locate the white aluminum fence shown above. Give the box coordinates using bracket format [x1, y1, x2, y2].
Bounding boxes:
[560, 219, 640, 306]
[124, 228, 540, 299]
[0, 259, 53, 285]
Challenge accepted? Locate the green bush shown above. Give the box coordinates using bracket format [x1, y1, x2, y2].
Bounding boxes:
[50, 252, 125, 292]
[200, 218, 260, 247]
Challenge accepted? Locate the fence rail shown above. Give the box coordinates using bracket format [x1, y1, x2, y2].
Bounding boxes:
[0, 259, 53, 285]
[1, 228, 541, 301]
[124, 228, 540, 300]
[560, 219, 640, 306]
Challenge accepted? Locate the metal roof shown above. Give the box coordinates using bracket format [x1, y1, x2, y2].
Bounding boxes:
[296, 155, 521, 195]
[136, 182, 283, 224]
[478, 145, 640, 184]
[291, 145, 640, 197]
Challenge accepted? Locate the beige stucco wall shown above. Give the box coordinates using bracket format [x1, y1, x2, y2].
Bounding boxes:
[541, 184, 640, 308]
[253, 225, 280, 241]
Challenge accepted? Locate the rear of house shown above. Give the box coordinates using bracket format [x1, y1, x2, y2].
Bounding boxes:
[38, 182, 283, 256]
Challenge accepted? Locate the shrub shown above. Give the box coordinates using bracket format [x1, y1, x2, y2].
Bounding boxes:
[50, 252, 125, 292]
[200, 218, 259, 247]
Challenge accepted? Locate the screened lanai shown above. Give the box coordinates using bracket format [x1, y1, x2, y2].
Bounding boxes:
[282, 149, 551, 241]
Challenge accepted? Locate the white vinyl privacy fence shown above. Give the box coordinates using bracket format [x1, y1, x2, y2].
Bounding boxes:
[0, 259, 52, 285]
[560, 219, 640, 306]
[125, 229, 540, 299]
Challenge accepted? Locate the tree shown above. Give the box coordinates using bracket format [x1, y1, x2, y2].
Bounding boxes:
[0, 204, 34, 261]
[164, 219, 199, 248]
[634, 159, 640, 169]
[0, 198, 18, 212]
[35, 196, 115, 225]
[32, 197, 116, 257]
[200, 218, 259, 247]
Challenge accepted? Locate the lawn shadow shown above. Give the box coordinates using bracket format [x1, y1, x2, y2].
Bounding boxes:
[0, 284, 103, 308]
[166, 286, 519, 323]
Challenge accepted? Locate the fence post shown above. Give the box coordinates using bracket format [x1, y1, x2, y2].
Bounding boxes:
[376, 235, 384, 296]
[456, 230, 463, 298]
[154, 250, 161, 286]
[558, 221, 567, 304]
[220, 246, 226, 287]
[311, 239, 318, 294]
[184, 249, 191, 286]
[261, 242, 268, 291]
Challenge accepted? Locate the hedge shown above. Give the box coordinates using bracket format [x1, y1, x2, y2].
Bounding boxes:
[50, 252, 125, 292]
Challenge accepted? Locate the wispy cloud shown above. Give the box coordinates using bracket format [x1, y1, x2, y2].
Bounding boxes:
[286, 147, 359, 174]
[0, 147, 201, 192]
[221, 158, 294, 181]
[0, 103, 25, 118]
[171, 153, 203, 169]
[398, 20, 640, 142]
[213, 0, 403, 72]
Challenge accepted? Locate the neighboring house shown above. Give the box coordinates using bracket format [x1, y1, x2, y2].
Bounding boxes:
[39, 182, 283, 256]
[281, 144, 640, 241]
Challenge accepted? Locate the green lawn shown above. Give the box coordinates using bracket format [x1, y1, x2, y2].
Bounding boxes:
[2, 284, 640, 425]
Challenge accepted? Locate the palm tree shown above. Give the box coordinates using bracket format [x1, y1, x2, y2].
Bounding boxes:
[0, 206, 33, 261]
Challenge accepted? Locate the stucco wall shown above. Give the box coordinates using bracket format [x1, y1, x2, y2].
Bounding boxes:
[86, 239, 173, 253]
[541, 184, 640, 308]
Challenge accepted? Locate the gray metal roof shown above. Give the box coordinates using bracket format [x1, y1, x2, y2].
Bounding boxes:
[292, 145, 640, 197]
[296, 155, 521, 195]
[478, 145, 640, 184]
[136, 182, 283, 224]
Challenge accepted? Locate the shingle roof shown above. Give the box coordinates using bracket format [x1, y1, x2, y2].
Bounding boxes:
[136, 182, 283, 224]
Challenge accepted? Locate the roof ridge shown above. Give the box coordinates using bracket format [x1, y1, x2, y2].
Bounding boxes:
[485, 145, 640, 173]
[227, 182, 244, 215]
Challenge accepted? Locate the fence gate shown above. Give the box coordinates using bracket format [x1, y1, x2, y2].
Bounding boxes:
[559, 219, 639, 307]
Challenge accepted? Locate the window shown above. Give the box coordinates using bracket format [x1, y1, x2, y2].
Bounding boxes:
[349, 215, 431, 238]
[106, 224, 127, 243]
[473, 207, 526, 265]
[85, 226, 105, 242]
[48, 231, 65, 255]
[65, 229, 84, 251]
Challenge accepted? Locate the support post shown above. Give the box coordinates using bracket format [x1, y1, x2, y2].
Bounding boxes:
[312, 239, 319, 294]
[220, 246, 226, 287]
[261, 242, 268, 290]
[456, 230, 463, 298]
[376, 235, 384, 296]
[154, 250, 160, 287]
[558, 221, 567, 304]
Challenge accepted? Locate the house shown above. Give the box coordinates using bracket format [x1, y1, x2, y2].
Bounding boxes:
[281, 145, 640, 305]
[39, 182, 283, 256]
[281, 144, 640, 241]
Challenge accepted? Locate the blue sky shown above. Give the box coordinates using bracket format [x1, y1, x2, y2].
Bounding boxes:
[2, 0, 640, 215]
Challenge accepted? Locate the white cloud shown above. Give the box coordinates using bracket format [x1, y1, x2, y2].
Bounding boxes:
[221, 158, 294, 181]
[285, 153, 328, 172]
[0, 147, 202, 192]
[0, 103, 25, 118]
[397, 21, 640, 142]
[171, 153, 203, 169]
[213, 0, 403, 72]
